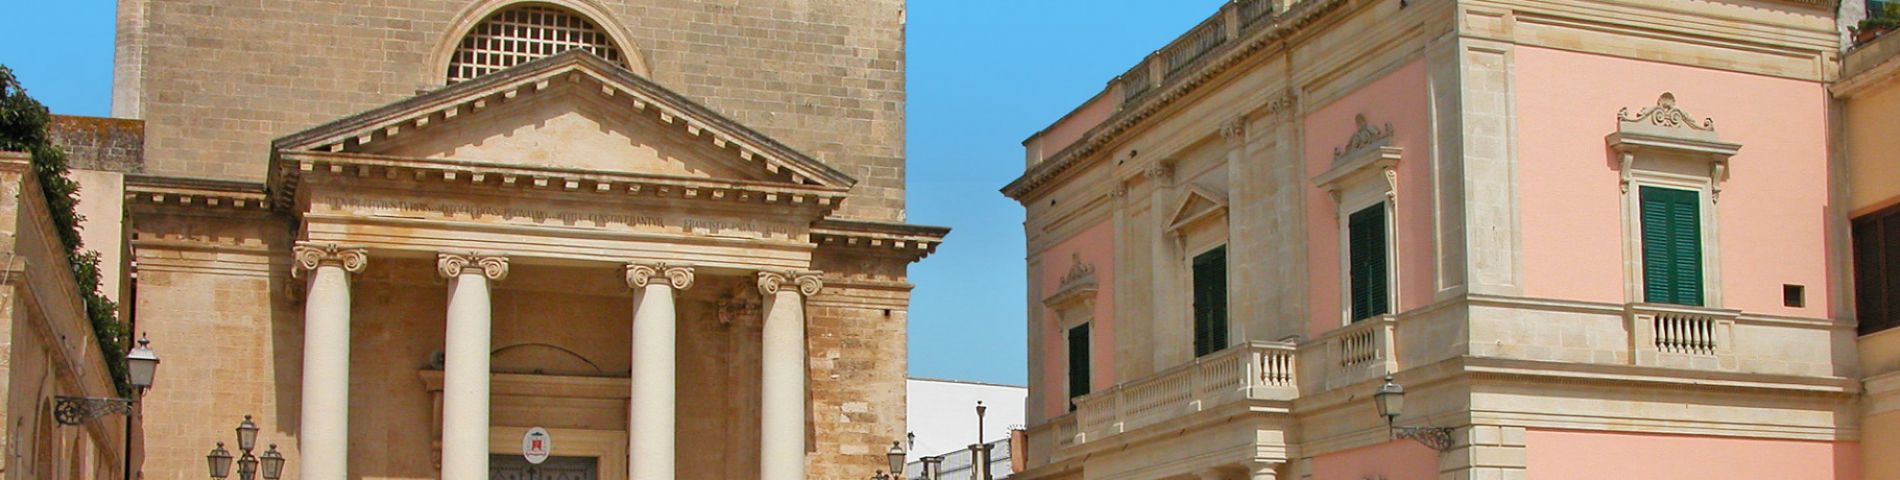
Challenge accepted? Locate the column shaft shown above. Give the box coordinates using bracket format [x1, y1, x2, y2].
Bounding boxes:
[300, 264, 351, 480]
[758, 271, 819, 480]
[440, 254, 506, 479]
[293, 244, 365, 480]
[628, 263, 692, 480]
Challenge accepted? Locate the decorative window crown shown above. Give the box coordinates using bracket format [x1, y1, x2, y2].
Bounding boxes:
[447, 5, 627, 83]
[1333, 114, 1394, 160]
[1617, 92, 1713, 132]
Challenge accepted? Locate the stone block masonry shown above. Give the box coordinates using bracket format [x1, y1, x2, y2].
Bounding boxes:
[115, 0, 908, 221]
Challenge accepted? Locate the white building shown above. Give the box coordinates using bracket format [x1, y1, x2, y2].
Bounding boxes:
[905, 378, 1026, 477]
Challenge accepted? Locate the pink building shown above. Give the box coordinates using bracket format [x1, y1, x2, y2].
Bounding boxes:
[1003, 0, 1863, 478]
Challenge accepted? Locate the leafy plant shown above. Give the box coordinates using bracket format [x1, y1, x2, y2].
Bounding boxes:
[0, 65, 130, 396]
[1862, 1, 1900, 33]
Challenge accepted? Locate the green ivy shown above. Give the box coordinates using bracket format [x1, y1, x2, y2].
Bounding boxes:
[0, 65, 131, 397]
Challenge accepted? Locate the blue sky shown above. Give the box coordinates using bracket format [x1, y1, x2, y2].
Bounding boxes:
[0, 0, 1227, 386]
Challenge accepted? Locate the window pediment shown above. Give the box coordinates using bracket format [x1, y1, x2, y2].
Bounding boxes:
[1165, 184, 1230, 234]
[1314, 114, 1401, 202]
[1605, 93, 1742, 199]
[1044, 252, 1100, 309]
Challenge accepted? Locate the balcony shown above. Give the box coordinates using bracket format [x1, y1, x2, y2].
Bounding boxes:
[1069, 341, 1297, 445]
[1115, 0, 1278, 105]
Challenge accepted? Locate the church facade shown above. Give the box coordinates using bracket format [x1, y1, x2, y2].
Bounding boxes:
[93, 1, 941, 479]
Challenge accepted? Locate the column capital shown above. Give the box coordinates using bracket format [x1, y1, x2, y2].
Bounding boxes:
[757, 270, 822, 297]
[437, 253, 509, 281]
[626, 263, 694, 290]
[291, 242, 368, 279]
[1220, 116, 1246, 146]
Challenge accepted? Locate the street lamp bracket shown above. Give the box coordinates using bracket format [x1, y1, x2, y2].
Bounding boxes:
[53, 396, 134, 426]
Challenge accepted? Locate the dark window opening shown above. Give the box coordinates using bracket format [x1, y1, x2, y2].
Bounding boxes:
[1348, 204, 1391, 321]
[1192, 246, 1229, 357]
[1067, 323, 1090, 412]
[1854, 206, 1900, 335]
[1784, 284, 1806, 308]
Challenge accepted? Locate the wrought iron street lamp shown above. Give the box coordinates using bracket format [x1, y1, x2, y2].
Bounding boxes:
[205, 415, 287, 479]
[206, 442, 232, 479]
[868, 440, 906, 480]
[55, 334, 161, 425]
[1373, 375, 1454, 451]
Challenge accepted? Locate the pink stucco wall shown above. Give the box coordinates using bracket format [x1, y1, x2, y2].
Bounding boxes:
[1303, 59, 1435, 337]
[1036, 93, 1118, 159]
[1515, 46, 1832, 316]
[1036, 221, 1117, 419]
[1311, 440, 1439, 480]
[1526, 429, 1859, 479]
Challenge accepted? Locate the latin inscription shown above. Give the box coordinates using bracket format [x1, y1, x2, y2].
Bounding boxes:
[317, 196, 802, 240]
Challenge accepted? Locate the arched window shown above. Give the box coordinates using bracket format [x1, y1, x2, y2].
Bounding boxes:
[446, 4, 627, 83]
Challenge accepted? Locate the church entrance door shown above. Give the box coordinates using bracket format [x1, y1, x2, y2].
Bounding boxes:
[488, 455, 599, 480]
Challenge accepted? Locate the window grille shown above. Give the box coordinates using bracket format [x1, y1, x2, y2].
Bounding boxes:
[447, 5, 626, 83]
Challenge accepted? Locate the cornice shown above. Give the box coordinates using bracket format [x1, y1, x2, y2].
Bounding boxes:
[125, 174, 271, 213]
[274, 151, 849, 213]
[1838, 32, 1900, 98]
[1000, 0, 1349, 201]
[809, 218, 949, 262]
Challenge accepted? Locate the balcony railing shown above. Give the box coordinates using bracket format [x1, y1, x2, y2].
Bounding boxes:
[1108, 0, 1294, 108]
[1627, 303, 1738, 370]
[1070, 341, 1297, 445]
[1308, 315, 1398, 392]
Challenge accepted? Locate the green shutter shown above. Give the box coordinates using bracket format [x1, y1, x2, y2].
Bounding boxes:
[1192, 246, 1229, 357]
[1640, 186, 1703, 306]
[1349, 205, 1390, 321]
[1067, 323, 1090, 411]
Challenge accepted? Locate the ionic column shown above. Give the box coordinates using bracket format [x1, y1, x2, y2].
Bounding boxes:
[626, 263, 694, 480]
[757, 270, 822, 480]
[1248, 462, 1279, 480]
[291, 243, 367, 480]
[438, 253, 509, 479]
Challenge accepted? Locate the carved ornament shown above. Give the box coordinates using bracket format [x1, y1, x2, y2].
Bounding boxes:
[1333, 114, 1393, 160]
[1044, 253, 1100, 309]
[758, 270, 824, 297]
[1617, 92, 1713, 132]
[1220, 117, 1246, 146]
[437, 253, 510, 281]
[290, 243, 368, 279]
[626, 263, 695, 290]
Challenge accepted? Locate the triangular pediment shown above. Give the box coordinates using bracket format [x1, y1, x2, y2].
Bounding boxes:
[1166, 183, 1229, 233]
[271, 51, 854, 189]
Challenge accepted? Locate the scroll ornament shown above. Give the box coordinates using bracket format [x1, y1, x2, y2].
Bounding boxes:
[437, 253, 509, 281]
[290, 243, 368, 278]
[626, 263, 695, 290]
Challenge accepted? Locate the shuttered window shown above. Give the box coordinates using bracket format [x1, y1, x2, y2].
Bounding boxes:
[1854, 206, 1900, 335]
[1639, 186, 1704, 306]
[1348, 205, 1390, 321]
[1192, 246, 1229, 357]
[1067, 323, 1090, 411]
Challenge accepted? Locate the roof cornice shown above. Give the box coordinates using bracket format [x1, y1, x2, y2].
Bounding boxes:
[1000, 0, 1347, 201]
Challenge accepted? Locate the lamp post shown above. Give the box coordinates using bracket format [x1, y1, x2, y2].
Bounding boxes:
[972, 401, 992, 480]
[55, 334, 161, 425]
[868, 440, 906, 480]
[919, 455, 943, 480]
[205, 415, 287, 479]
[1373, 375, 1454, 451]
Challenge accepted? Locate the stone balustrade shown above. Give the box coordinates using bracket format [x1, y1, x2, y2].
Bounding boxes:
[1070, 341, 1297, 445]
[1113, 0, 1279, 105]
[1307, 315, 1398, 393]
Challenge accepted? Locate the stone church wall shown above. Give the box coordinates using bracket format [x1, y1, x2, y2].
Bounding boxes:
[113, 0, 908, 221]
